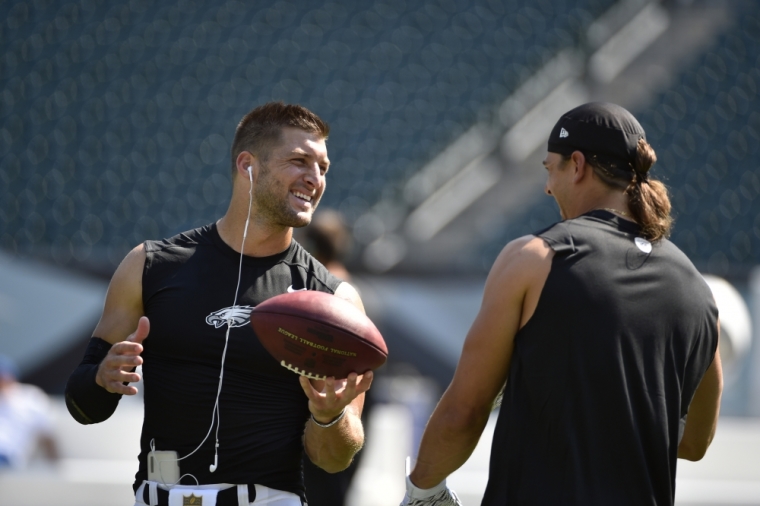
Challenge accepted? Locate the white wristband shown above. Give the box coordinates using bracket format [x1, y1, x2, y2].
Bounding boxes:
[404, 456, 448, 499]
[310, 408, 346, 428]
[405, 475, 449, 500]
[401, 457, 462, 506]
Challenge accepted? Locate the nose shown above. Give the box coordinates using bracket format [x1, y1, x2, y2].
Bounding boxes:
[544, 183, 552, 196]
[302, 162, 321, 188]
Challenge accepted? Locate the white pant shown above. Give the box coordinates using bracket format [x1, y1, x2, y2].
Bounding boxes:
[134, 481, 302, 506]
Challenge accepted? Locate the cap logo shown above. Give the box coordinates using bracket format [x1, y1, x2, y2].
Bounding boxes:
[559, 128, 569, 138]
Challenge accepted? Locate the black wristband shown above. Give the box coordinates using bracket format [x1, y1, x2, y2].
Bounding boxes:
[310, 408, 346, 428]
[65, 337, 123, 425]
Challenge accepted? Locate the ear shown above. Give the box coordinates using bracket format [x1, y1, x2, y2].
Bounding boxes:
[235, 151, 257, 182]
[570, 150, 587, 184]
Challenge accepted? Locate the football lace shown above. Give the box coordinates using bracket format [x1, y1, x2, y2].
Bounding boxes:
[280, 361, 327, 380]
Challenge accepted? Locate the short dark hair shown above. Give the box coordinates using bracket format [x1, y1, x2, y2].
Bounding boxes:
[230, 102, 329, 172]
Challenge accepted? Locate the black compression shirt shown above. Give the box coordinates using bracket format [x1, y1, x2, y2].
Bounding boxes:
[482, 210, 718, 506]
[134, 223, 341, 500]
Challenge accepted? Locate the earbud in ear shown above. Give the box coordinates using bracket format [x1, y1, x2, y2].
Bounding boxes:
[247, 166, 252, 181]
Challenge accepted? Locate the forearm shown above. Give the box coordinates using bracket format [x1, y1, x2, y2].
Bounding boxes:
[65, 338, 123, 425]
[411, 393, 492, 489]
[678, 352, 723, 461]
[303, 404, 364, 473]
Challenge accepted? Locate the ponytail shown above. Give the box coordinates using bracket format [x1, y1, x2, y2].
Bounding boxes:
[575, 138, 673, 241]
[625, 139, 672, 241]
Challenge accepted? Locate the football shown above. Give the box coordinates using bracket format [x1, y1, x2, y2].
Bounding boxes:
[251, 290, 388, 380]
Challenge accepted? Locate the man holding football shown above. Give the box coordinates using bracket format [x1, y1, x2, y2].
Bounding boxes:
[65, 102, 371, 506]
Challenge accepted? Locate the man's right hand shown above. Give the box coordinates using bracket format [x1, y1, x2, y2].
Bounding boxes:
[400, 457, 463, 506]
[95, 316, 149, 395]
[399, 475, 463, 506]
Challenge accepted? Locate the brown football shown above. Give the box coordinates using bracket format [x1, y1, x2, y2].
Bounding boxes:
[251, 290, 388, 380]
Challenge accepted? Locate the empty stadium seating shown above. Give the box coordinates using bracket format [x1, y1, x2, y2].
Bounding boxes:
[1, 0, 618, 272]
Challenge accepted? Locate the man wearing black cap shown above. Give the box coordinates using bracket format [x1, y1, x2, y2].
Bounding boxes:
[400, 102, 722, 505]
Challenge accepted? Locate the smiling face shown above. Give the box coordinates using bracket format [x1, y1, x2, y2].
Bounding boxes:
[252, 127, 330, 229]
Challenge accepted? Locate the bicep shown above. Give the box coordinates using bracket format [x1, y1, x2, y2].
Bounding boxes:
[446, 274, 522, 409]
[91, 244, 146, 344]
[445, 237, 551, 410]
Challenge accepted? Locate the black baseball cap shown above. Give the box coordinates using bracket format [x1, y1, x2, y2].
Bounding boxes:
[547, 102, 646, 177]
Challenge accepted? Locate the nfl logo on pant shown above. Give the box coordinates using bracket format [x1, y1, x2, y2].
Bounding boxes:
[184, 494, 202, 505]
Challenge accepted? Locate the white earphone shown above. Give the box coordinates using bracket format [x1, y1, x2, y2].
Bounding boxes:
[209, 450, 218, 473]
[209, 165, 254, 474]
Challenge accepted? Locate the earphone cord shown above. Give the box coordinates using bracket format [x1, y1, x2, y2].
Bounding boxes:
[168, 169, 254, 471]
[210, 170, 254, 467]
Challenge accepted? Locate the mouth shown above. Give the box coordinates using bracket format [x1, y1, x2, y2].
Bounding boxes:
[291, 190, 313, 205]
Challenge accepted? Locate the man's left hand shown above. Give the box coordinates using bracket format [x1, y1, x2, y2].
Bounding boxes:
[299, 371, 373, 424]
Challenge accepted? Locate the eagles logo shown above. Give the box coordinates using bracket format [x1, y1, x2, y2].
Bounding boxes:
[205, 305, 253, 329]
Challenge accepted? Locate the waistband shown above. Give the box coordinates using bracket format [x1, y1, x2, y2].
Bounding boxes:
[137, 481, 302, 506]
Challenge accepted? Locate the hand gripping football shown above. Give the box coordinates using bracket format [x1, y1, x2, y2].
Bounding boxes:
[251, 291, 388, 380]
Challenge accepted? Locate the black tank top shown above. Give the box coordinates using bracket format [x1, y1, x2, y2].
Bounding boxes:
[482, 210, 718, 506]
[135, 223, 341, 500]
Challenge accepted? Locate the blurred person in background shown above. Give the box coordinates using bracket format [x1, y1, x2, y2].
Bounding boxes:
[297, 208, 352, 282]
[296, 209, 369, 506]
[64, 102, 371, 506]
[0, 355, 59, 469]
[400, 103, 721, 506]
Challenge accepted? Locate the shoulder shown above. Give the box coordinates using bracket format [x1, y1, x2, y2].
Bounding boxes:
[104, 243, 146, 309]
[487, 235, 552, 288]
[494, 235, 553, 271]
[656, 239, 716, 299]
[485, 235, 553, 298]
[288, 239, 321, 265]
[143, 225, 217, 274]
[656, 237, 698, 265]
[114, 243, 147, 284]
[530, 218, 578, 251]
[144, 224, 214, 254]
[288, 240, 343, 292]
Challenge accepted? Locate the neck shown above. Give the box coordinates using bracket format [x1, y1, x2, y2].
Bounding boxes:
[217, 201, 293, 257]
[568, 191, 631, 221]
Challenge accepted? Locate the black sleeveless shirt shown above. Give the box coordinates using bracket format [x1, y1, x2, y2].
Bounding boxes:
[482, 210, 718, 506]
[135, 223, 342, 499]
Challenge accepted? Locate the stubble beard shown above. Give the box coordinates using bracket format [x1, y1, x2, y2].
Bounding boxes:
[253, 165, 320, 229]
